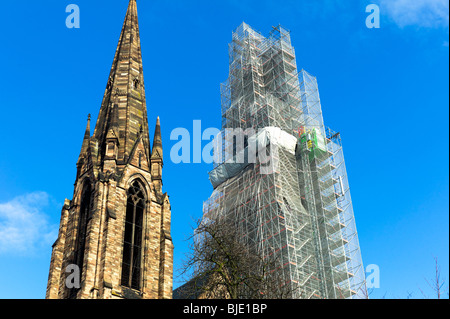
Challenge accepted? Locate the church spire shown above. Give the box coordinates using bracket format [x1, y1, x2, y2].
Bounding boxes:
[92, 0, 150, 165]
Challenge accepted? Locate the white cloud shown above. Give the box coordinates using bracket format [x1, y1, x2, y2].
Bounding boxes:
[0, 192, 58, 255]
[379, 0, 449, 28]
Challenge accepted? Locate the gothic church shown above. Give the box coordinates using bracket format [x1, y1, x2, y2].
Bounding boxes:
[46, 0, 173, 299]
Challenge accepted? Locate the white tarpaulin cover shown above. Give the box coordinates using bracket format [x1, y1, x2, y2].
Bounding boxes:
[209, 127, 297, 189]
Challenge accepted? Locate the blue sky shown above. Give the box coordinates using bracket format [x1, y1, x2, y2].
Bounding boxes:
[0, 0, 448, 299]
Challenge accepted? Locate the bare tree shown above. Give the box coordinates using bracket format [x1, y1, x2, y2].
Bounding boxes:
[419, 256, 447, 299]
[178, 217, 300, 299]
[356, 284, 372, 299]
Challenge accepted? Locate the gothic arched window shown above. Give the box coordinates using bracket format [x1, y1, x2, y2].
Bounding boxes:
[121, 180, 146, 290]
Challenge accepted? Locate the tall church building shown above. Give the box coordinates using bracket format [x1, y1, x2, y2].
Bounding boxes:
[46, 0, 173, 299]
[202, 23, 366, 299]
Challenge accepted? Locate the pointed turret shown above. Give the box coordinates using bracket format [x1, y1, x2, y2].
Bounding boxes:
[92, 0, 150, 166]
[151, 117, 163, 193]
[77, 114, 91, 166]
[151, 117, 163, 162]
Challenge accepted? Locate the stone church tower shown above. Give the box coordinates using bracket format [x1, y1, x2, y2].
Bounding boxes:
[46, 0, 173, 299]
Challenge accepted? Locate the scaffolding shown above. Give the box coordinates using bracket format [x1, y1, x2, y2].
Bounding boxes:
[203, 23, 366, 299]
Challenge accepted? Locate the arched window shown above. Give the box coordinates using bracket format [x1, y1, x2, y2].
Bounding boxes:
[70, 182, 91, 297]
[121, 180, 146, 290]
